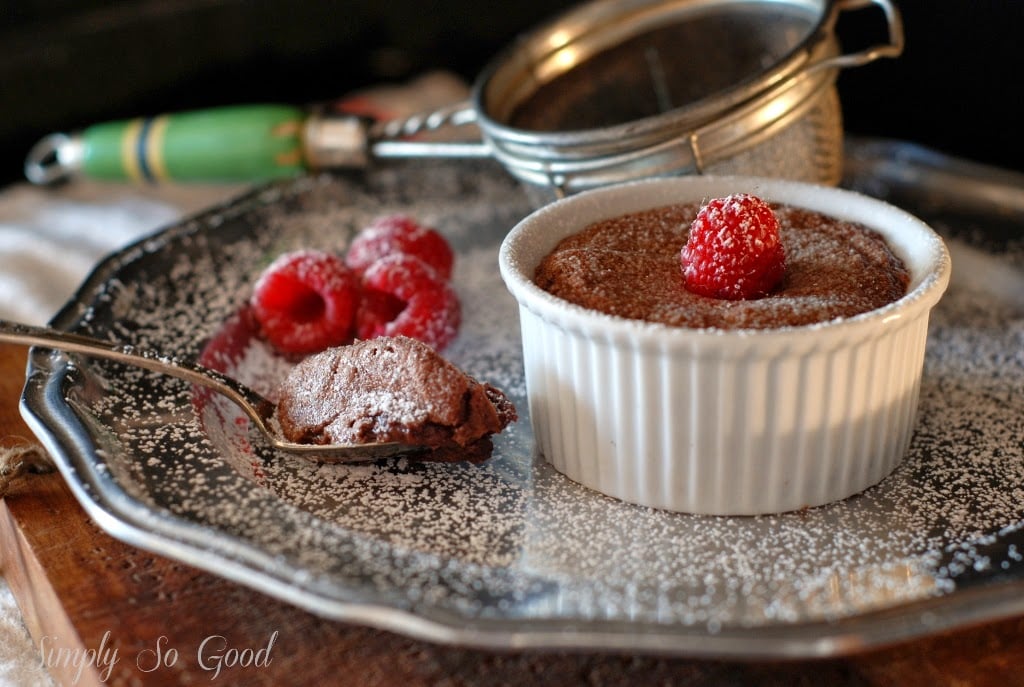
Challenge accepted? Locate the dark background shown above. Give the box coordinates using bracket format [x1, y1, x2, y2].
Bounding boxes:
[1, 0, 1021, 186]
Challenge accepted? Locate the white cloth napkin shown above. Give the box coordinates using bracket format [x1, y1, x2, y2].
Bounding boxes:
[0, 179, 246, 687]
[0, 181, 245, 325]
[0, 583, 50, 687]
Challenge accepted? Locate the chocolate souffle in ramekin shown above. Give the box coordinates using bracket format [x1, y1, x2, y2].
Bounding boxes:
[500, 176, 950, 515]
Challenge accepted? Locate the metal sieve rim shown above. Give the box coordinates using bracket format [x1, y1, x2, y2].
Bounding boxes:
[487, 60, 842, 194]
[472, 0, 838, 145]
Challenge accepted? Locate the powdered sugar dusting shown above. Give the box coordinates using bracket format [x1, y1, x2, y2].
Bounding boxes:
[30, 160, 1024, 653]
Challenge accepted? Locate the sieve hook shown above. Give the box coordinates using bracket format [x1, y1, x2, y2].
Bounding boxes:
[809, 0, 905, 73]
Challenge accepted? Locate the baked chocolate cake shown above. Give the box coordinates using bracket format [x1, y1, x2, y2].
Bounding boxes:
[275, 336, 516, 463]
[534, 202, 910, 329]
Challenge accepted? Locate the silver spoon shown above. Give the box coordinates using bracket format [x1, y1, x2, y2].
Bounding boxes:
[0, 319, 422, 462]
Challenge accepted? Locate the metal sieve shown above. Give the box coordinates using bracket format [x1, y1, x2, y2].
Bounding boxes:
[26, 0, 902, 200]
[363, 0, 903, 202]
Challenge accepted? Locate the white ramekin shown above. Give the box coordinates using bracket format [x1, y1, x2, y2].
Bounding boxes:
[499, 176, 951, 515]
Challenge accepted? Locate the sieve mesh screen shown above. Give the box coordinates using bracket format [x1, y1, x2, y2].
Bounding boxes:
[506, 5, 817, 132]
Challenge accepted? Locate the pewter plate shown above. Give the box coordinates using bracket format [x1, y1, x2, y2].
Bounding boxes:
[21, 146, 1024, 658]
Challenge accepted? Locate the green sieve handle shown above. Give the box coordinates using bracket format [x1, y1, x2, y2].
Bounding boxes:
[81, 104, 306, 183]
[24, 104, 311, 185]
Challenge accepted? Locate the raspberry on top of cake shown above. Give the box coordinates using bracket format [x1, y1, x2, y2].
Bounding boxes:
[534, 194, 910, 330]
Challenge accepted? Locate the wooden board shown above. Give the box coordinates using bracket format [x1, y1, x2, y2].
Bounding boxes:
[1, 341, 1023, 686]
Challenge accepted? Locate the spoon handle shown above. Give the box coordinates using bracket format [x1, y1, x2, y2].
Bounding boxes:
[0, 319, 275, 431]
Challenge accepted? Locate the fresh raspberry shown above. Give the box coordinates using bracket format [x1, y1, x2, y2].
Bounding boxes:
[346, 214, 454, 280]
[356, 253, 461, 350]
[679, 193, 786, 300]
[250, 249, 359, 355]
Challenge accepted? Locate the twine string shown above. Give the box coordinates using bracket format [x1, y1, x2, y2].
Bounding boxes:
[0, 440, 54, 499]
